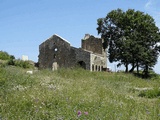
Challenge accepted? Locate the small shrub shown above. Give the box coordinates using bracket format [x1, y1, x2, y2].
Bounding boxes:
[0, 51, 14, 60]
[8, 59, 34, 69]
[149, 70, 160, 80]
[0, 51, 15, 68]
[7, 59, 15, 65]
[139, 88, 160, 98]
[5, 58, 34, 69]
[0, 51, 10, 60]
[15, 60, 34, 69]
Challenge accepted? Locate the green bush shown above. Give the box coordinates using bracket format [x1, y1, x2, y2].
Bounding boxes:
[0, 51, 33, 69]
[0, 51, 15, 68]
[0, 51, 13, 60]
[13, 59, 33, 69]
[7, 59, 15, 65]
[7, 59, 34, 69]
[139, 88, 160, 98]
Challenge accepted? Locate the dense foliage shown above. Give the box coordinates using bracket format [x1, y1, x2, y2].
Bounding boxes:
[10, 59, 34, 69]
[0, 51, 14, 60]
[97, 9, 160, 77]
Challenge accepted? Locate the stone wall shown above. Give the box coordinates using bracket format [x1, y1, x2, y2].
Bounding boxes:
[39, 35, 72, 69]
[82, 35, 103, 55]
[90, 53, 107, 71]
[71, 47, 91, 70]
[38, 34, 107, 71]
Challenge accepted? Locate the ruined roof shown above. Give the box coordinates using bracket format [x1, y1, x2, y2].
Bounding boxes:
[83, 34, 101, 40]
[39, 34, 71, 49]
[53, 34, 70, 44]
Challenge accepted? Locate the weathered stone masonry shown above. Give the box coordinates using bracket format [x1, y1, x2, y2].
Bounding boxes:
[38, 34, 107, 71]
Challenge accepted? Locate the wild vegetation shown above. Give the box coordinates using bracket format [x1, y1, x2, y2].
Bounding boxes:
[0, 51, 34, 69]
[0, 66, 160, 120]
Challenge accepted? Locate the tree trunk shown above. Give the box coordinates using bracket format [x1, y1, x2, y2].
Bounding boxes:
[125, 63, 128, 72]
[129, 62, 135, 73]
[144, 65, 149, 78]
[136, 61, 139, 74]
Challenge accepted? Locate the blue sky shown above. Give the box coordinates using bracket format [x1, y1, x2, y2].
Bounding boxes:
[0, 0, 160, 73]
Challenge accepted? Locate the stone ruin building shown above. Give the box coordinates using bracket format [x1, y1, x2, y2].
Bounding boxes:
[38, 34, 107, 71]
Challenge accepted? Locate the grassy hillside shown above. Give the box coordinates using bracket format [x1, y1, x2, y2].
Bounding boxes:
[0, 66, 160, 120]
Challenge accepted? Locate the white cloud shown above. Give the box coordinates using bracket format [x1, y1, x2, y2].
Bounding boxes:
[145, 0, 152, 9]
[144, 0, 160, 28]
[145, 0, 160, 74]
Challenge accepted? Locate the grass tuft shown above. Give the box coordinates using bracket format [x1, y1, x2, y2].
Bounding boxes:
[139, 88, 160, 98]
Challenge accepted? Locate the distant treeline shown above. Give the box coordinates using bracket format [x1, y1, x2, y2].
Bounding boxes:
[0, 51, 33, 69]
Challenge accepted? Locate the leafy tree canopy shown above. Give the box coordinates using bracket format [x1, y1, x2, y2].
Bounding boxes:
[97, 9, 160, 77]
[0, 51, 15, 60]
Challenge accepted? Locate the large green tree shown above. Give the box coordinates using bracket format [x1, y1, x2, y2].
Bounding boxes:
[97, 9, 160, 77]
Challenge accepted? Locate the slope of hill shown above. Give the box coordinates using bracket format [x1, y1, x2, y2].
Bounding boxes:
[0, 66, 160, 119]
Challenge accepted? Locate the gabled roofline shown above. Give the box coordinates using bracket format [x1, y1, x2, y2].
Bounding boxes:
[40, 34, 71, 47]
[54, 34, 70, 44]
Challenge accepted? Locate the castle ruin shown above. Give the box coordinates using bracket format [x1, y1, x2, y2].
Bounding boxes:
[38, 34, 107, 71]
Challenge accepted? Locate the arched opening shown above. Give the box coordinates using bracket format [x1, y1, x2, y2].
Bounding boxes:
[77, 61, 86, 69]
[101, 66, 103, 71]
[92, 64, 94, 71]
[96, 65, 98, 71]
[53, 54, 56, 59]
[98, 66, 100, 71]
